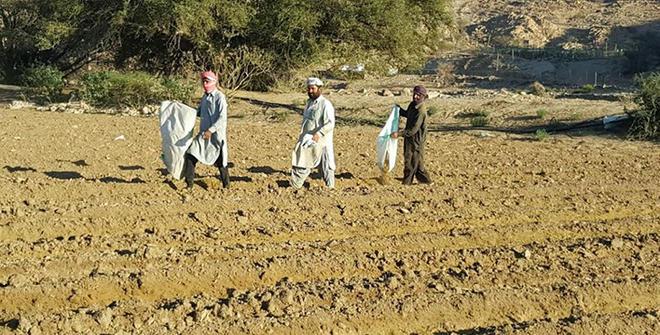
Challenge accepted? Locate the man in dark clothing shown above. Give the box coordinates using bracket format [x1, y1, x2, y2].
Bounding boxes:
[392, 85, 433, 185]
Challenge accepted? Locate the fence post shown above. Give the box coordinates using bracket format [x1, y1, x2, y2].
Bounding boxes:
[594, 72, 598, 87]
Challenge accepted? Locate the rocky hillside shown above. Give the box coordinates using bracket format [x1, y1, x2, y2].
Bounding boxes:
[432, 0, 660, 86]
[455, 0, 660, 49]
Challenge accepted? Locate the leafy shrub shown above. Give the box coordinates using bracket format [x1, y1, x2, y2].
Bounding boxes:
[109, 71, 162, 107]
[161, 78, 196, 104]
[575, 84, 595, 93]
[81, 71, 196, 108]
[628, 72, 660, 140]
[20, 65, 65, 100]
[470, 116, 489, 127]
[103, 0, 442, 89]
[2, 0, 453, 91]
[536, 109, 548, 119]
[80, 71, 112, 106]
[535, 128, 549, 141]
[214, 46, 275, 92]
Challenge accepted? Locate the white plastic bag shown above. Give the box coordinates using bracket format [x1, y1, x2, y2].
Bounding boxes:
[376, 105, 400, 172]
[159, 101, 197, 179]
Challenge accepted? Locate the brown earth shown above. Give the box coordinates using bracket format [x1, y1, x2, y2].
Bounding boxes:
[0, 86, 658, 334]
[447, 0, 660, 87]
[456, 0, 660, 49]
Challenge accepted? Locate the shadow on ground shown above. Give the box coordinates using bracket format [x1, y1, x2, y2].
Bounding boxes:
[43, 171, 146, 184]
[248, 166, 287, 176]
[429, 116, 633, 140]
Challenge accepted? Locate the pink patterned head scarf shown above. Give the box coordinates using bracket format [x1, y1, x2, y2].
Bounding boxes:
[200, 71, 218, 93]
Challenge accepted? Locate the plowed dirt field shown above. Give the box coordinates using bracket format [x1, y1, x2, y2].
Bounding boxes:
[1, 91, 658, 334]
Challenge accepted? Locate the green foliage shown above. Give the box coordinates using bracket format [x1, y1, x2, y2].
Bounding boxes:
[20, 65, 65, 100]
[628, 72, 660, 140]
[0, 0, 124, 82]
[80, 71, 195, 108]
[536, 109, 548, 119]
[80, 71, 112, 106]
[1, 0, 453, 90]
[161, 77, 196, 104]
[86, 71, 156, 107]
[575, 84, 595, 93]
[214, 46, 275, 92]
[244, 0, 451, 85]
[535, 128, 549, 141]
[470, 116, 489, 127]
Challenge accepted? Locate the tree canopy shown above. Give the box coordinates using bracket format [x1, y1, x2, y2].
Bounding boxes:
[0, 0, 452, 88]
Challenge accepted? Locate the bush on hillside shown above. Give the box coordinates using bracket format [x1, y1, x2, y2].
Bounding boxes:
[575, 84, 595, 93]
[80, 71, 196, 108]
[628, 72, 660, 140]
[20, 65, 65, 100]
[470, 116, 489, 127]
[0, 0, 452, 90]
[214, 46, 275, 92]
[161, 77, 197, 104]
[536, 109, 548, 119]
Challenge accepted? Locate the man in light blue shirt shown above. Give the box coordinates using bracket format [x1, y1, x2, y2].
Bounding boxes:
[184, 71, 230, 189]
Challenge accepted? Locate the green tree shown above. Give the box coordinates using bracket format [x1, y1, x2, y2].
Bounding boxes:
[1, 0, 452, 89]
[0, 0, 125, 81]
[629, 72, 660, 140]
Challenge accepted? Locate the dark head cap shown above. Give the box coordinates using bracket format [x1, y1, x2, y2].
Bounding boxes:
[413, 85, 427, 97]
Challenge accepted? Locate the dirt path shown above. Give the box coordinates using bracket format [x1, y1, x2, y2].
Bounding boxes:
[0, 107, 658, 334]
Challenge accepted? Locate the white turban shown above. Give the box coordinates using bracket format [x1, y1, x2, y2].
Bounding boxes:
[306, 77, 324, 87]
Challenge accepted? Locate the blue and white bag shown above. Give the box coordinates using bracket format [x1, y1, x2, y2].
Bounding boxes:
[376, 105, 400, 172]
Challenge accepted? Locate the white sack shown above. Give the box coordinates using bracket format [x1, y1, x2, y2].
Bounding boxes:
[376, 106, 400, 172]
[159, 101, 197, 179]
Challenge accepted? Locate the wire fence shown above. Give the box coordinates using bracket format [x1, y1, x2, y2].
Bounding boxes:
[482, 47, 627, 61]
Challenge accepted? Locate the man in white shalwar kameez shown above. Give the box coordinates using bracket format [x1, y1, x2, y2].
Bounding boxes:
[184, 70, 230, 189]
[291, 78, 336, 189]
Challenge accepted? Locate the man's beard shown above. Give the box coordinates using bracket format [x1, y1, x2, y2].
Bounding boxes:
[308, 92, 320, 100]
